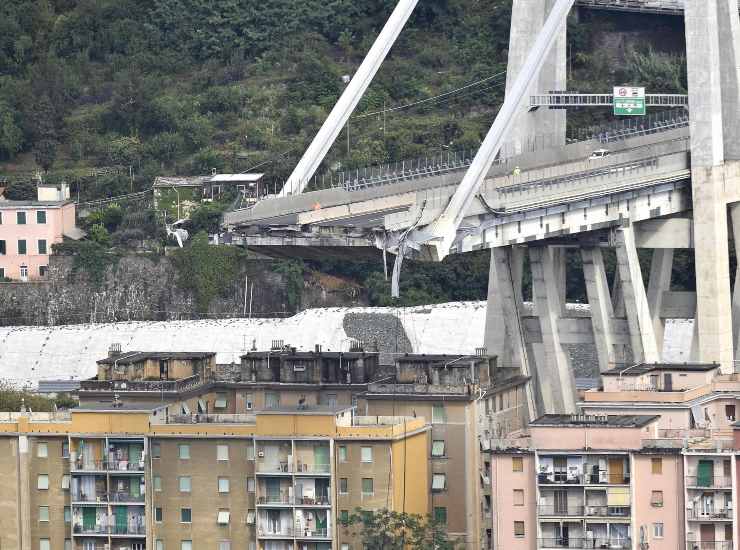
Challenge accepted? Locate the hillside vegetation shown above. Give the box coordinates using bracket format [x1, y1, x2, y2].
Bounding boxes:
[0, 1, 691, 308]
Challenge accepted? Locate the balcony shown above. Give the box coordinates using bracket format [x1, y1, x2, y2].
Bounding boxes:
[687, 543, 733, 550]
[257, 494, 294, 506]
[295, 462, 331, 475]
[538, 538, 631, 549]
[73, 524, 109, 536]
[70, 458, 144, 473]
[538, 505, 585, 517]
[538, 473, 584, 485]
[73, 524, 146, 537]
[109, 492, 145, 503]
[256, 461, 293, 474]
[584, 506, 631, 518]
[165, 413, 256, 424]
[71, 459, 107, 472]
[687, 508, 733, 521]
[295, 528, 330, 539]
[295, 495, 331, 506]
[257, 527, 295, 538]
[71, 491, 108, 504]
[685, 476, 733, 489]
[79, 374, 203, 393]
[107, 459, 145, 473]
[111, 524, 146, 536]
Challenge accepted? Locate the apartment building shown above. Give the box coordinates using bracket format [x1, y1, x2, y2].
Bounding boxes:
[0, 182, 78, 281]
[489, 414, 685, 550]
[0, 400, 428, 550]
[76, 345, 529, 550]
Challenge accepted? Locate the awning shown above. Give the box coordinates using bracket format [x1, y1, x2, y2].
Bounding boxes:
[607, 487, 630, 506]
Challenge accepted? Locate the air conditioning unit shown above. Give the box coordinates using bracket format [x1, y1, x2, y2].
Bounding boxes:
[258, 451, 265, 458]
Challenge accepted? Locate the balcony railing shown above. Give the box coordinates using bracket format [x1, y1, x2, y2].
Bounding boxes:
[538, 473, 584, 485]
[257, 495, 293, 505]
[79, 375, 203, 393]
[256, 461, 293, 474]
[109, 492, 145, 503]
[538, 538, 631, 549]
[582, 469, 631, 484]
[71, 458, 144, 472]
[295, 463, 331, 474]
[585, 505, 631, 518]
[107, 460, 145, 472]
[687, 542, 733, 550]
[71, 459, 107, 471]
[685, 476, 733, 489]
[73, 524, 146, 536]
[295, 495, 331, 506]
[296, 528, 329, 539]
[687, 508, 733, 521]
[71, 492, 108, 503]
[258, 527, 295, 538]
[538, 505, 585, 517]
[167, 413, 256, 424]
[537, 471, 631, 484]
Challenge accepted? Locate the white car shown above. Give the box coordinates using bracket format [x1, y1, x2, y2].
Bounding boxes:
[589, 149, 610, 160]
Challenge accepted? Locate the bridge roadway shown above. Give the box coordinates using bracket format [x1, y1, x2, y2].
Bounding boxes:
[223, 127, 694, 254]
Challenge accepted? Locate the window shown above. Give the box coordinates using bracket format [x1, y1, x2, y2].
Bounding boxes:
[513, 489, 524, 506]
[218, 477, 230, 493]
[181, 508, 192, 523]
[179, 476, 192, 492]
[653, 522, 664, 538]
[514, 521, 525, 537]
[155, 507, 163, 522]
[246, 444, 255, 461]
[64, 506, 71, 523]
[651, 457, 662, 474]
[651, 490, 664, 507]
[38, 239, 47, 255]
[340, 510, 349, 524]
[154, 475, 162, 491]
[727, 405, 736, 421]
[339, 445, 348, 462]
[217, 444, 229, 461]
[341, 545, 350, 550]
[37, 211, 46, 224]
[181, 541, 192, 550]
[327, 393, 337, 408]
[431, 440, 445, 457]
[37, 474, 49, 490]
[340, 478, 348, 494]
[18, 239, 26, 255]
[218, 542, 231, 550]
[39, 506, 49, 522]
[512, 457, 523, 472]
[215, 393, 228, 408]
[40, 539, 50, 550]
[0, 240, 5, 255]
[0, 212, 2, 224]
[265, 392, 279, 409]
[62, 441, 69, 458]
[152, 442, 161, 458]
[361, 446, 373, 463]
[432, 473, 446, 491]
[247, 478, 255, 493]
[39, 265, 48, 277]
[217, 510, 230, 525]
[61, 474, 70, 489]
[434, 507, 447, 525]
[245, 393, 253, 410]
[17, 211, 26, 225]
[20, 264, 27, 279]
[37, 442, 48, 458]
[362, 478, 373, 496]
[432, 404, 446, 423]
[179, 444, 190, 459]
[0, 268, 4, 278]
[156, 541, 164, 550]
[246, 510, 255, 524]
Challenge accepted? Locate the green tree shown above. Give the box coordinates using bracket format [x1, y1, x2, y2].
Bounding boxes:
[34, 138, 57, 173]
[89, 223, 111, 246]
[342, 509, 459, 550]
[4, 180, 36, 200]
[0, 381, 78, 412]
[189, 202, 225, 234]
[171, 232, 241, 312]
[0, 100, 23, 159]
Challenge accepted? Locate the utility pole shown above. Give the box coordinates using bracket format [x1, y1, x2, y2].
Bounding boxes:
[243, 275, 249, 316]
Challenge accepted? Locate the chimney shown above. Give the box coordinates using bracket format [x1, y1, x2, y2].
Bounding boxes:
[108, 343, 122, 358]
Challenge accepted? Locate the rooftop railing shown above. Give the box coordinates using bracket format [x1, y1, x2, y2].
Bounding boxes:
[79, 375, 203, 393]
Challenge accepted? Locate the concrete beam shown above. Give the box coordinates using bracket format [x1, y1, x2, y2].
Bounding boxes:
[647, 249, 674, 353]
[530, 246, 577, 413]
[582, 247, 618, 372]
[659, 291, 697, 319]
[614, 225, 661, 363]
[717, 0, 740, 160]
[634, 218, 694, 248]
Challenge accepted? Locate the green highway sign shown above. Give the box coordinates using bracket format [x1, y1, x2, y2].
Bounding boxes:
[613, 86, 646, 116]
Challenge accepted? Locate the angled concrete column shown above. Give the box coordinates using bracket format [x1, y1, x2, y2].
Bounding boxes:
[614, 225, 660, 364]
[582, 247, 617, 373]
[530, 246, 577, 414]
[485, 247, 538, 418]
[506, 0, 567, 153]
[646, 249, 674, 355]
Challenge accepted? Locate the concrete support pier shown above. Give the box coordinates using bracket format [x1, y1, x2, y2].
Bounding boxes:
[582, 247, 617, 372]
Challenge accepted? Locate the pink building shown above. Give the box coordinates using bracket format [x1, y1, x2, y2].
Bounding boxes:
[0, 183, 78, 281]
